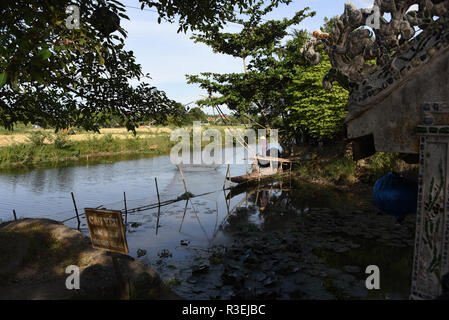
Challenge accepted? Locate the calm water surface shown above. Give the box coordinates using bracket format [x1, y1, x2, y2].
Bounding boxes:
[0, 147, 414, 299]
[0, 147, 251, 260]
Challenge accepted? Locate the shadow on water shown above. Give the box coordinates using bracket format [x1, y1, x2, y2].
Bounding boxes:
[178, 177, 416, 300]
[313, 240, 413, 299]
[0, 149, 415, 299]
[0, 152, 160, 175]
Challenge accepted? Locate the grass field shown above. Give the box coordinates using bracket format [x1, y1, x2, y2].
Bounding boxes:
[0, 126, 174, 147]
[0, 124, 242, 169]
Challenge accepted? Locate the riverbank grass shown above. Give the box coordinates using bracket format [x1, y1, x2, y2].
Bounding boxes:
[0, 133, 175, 169]
[0, 125, 244, 169]
[292, 141, 418, 187]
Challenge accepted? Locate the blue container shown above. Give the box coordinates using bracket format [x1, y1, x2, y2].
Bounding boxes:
[373, 172, 418, 221]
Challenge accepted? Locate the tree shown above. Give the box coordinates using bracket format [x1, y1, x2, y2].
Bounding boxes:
[186, 1, 315, 150]
[185, 2, 315, 118]
[0, 0, 182, 131]
[187, 106, 207, 122]
[187, 7, 349, 147]
[286, 17, 348, 141]
[287, 54, 348, 140]
[139, 0, 293, 33]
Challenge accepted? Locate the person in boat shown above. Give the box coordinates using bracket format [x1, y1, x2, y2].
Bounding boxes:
[257, 136, 284, 169]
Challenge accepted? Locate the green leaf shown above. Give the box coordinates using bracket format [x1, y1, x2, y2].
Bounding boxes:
[0, 72, 7, 87]
[38, 48, 52, 60]
[95, 45, 105, 65]
[10, 73, 19, 91]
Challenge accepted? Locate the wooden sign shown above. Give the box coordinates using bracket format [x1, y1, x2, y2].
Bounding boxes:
[84, 208, 128, 254]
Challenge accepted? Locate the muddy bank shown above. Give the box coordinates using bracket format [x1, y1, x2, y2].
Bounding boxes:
[0, 218, 179, 299]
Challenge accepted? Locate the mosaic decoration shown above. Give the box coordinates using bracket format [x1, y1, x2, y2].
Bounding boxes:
[301, 1, 449, 299]
[301, 0, 449, 121]
[411, 133, 449, 299]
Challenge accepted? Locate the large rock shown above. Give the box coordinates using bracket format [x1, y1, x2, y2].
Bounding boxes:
[0, 218, 180, 300]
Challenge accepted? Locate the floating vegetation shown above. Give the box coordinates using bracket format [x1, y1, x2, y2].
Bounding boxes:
[130, 222, 142, 228]
[165, 278, 182, 288]
[176, 192, 194, 201]
[158, 249, 173, 259]
[136, 248, 147, 258]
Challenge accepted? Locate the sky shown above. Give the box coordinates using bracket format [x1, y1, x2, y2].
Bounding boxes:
[119, 0, 376, 113]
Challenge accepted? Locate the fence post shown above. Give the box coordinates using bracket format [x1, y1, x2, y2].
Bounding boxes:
[12, 209, 17, 221]
[179, 200, 189, 233]
[155, 177, 161, 206]
[123, 192, 128, 226]
[156, 206, 161, 235]
[223, 164, 230, 189]
[155, 177, 162, 235]
[71, 192, 80, 230]
[177, 164, 188, 194]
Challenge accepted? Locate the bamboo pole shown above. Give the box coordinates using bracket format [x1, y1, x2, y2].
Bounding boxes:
[71, 192, 80, 230]
[223, 189, 230, 219]
[190, 200, 210, 243]
[123, 192, 128, 227]
[177, 164, 188, 194]
[214, 201, 219, 234]
[155, 177, 161, 235]
[179, 200, 189, 233]
[155, 177, 161, 206]
[223, 164, 230, 189]
[255, 186, 260, 207]
[156, 205, 161, 235]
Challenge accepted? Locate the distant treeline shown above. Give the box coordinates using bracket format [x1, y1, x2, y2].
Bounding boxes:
[100, 106, 250, 128]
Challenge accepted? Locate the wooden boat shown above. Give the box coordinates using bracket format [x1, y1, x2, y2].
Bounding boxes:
[227, 167, 281, 184]
[226, 155, 295, 185]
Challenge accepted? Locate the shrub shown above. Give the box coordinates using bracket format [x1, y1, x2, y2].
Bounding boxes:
[361, 152, 401, 184]
[103, 133, 115, 144]
[28, 131, 48, 146]
[324, 157, 357, 183]
[53, 133, 71, 149]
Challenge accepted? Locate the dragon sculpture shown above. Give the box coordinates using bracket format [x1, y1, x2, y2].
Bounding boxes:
[301, 1, 449, 300]
[301, 0, 449, 121]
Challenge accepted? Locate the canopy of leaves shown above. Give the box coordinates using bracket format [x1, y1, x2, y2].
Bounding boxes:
[287, 55, 348, 140]
[186, 2, 314, 124]
[139, 0, 292, 33]
[187, 106, 207, 122]
[187, 3, 349, 144]
[0, 0, 181, 132]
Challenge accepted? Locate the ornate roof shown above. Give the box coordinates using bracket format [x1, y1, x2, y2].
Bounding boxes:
[301, 1, 449, 121]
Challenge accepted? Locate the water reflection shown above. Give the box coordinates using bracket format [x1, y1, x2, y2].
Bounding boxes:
[0, 149, 414, 299]
[220, 181, 414, 299]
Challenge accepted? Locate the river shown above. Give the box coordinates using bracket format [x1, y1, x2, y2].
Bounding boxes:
[0, 147, 415, 299]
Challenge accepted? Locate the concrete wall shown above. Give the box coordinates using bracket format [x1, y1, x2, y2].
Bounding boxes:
[346, 47, 449, 154]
